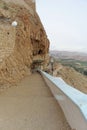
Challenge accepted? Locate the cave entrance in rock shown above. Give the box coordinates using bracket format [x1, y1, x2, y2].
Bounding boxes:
[31, 59, 44, 72]
[38, 50, 43, 55]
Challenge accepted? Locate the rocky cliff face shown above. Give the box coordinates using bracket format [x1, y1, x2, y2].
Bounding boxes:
[0, 0, 50, 86]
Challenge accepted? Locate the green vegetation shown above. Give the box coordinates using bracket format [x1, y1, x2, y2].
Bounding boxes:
[57, 59, 87, 76]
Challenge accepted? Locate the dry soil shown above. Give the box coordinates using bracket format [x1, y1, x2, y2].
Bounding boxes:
[0, 73, 72, 130]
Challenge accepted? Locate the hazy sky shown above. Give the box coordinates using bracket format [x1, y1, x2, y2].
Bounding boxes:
[36, 0, 87, 52]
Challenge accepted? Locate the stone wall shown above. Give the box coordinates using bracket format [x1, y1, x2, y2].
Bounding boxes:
[0, 0, 50, 86]
[24, 0, 36, 11]
[0, 24, 15, 48]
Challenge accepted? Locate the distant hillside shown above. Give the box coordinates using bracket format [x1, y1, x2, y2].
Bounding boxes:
[53, 64, 87, 94]
[50, 50, 87, 61]
[50, 50, 87, 76]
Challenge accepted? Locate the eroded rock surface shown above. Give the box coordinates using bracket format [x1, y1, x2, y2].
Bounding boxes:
[0, 0, 50, 86]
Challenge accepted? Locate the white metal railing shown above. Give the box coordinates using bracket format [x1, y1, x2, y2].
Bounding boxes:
[39, 70, 87, 130]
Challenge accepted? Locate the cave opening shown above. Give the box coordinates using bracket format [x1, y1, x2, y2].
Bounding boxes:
[31, 59, 44, 72]
[24, 27, 26, 31]
[38, 50, 43, 54]
[7, 32, 9, 35]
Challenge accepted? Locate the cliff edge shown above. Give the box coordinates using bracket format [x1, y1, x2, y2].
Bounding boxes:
[0, 0, 50, 86]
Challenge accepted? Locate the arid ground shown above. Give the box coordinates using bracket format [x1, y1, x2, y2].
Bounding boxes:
[0, 73, 72, 130]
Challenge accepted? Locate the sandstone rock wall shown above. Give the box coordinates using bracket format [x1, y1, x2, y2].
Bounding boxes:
[0, 0, 50, 86]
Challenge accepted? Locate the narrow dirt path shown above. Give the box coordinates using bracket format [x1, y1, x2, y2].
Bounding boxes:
[0, 73, 72, 130]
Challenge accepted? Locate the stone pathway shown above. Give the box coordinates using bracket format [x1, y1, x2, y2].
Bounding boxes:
[0, 73, 72, 130]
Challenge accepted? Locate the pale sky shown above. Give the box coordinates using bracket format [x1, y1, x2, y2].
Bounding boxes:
[36, 0, 87, 52]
